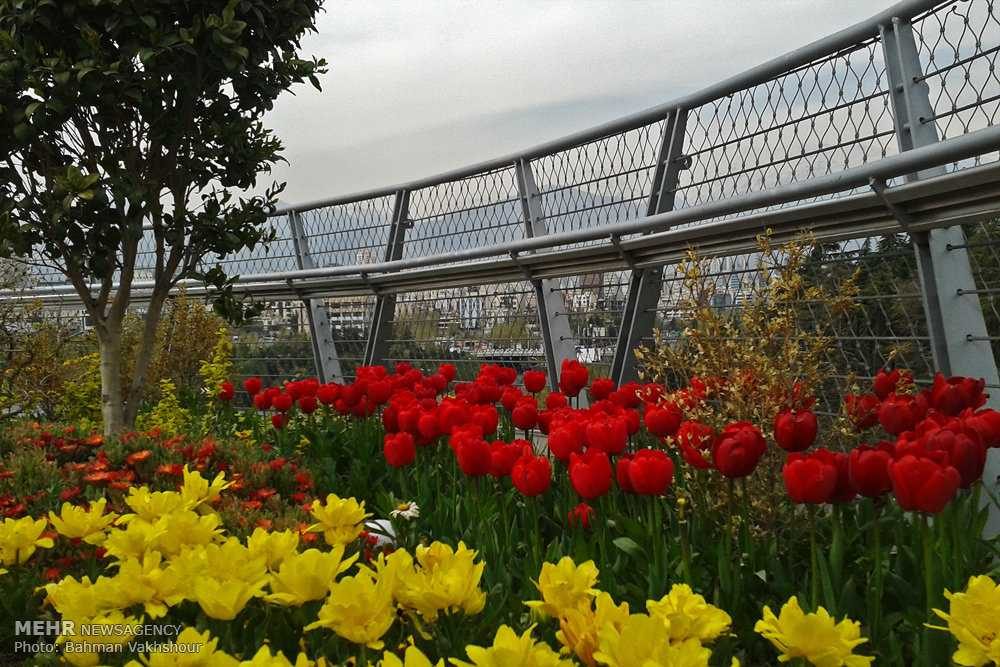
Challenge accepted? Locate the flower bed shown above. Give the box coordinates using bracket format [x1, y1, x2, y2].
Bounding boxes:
[1, 361, 999, 666]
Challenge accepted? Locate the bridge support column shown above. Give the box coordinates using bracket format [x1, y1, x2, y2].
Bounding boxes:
[364, 190, 410, 367]
[882, 17, 1000, 535]
[611, 108, 688, 385]
[288, 211, 343, 383]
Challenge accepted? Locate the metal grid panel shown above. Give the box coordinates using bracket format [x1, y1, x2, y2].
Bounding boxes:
[914, 0, 1000, 168]
[383, 282, 544, 380]
[231, 299, 317, 391]
[673, 38, 896, 222]
[551, 271, 630, 377]
[201, 218, 298, 276]
[402, 167, 524, 260]
[960, 218, 1000, 386]
[300, 196, 395, 268]
[320, 294, 377, 381]
[532, 120, 665, 242]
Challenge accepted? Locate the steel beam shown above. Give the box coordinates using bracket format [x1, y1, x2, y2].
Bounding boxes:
[288, 211, 343, 383]
[515, 158, 577, 389]
[882, 17, 1000, 535]
[364, 190, 410, 366]
[611, 109, 688, 384]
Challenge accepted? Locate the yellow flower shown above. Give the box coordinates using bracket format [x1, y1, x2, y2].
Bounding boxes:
[646, 584, 731, 644]
[192, 575, 266, 620]
[41, 575, 107, 620]
[393, 541, 486, 620]
[929, 574, 1000, 666]
[102, 518, 167, 561]
[247, 528, 300, 571]
[103, 552, 185, 618]
[754, 596, 873, 667]
[151, 510, 224, 556]
[266, 547, 357, 606]
[180, 466, 232, 510]
[452, 624, 571, 667]
[379, 645, 445, 667]
[305, 572, 395, 649]
[526, 557, 599, 618]
[48, 498, 118, 544]
[0, 516, 54, 565]
[125, 627, 239, 666]
[238, 645, 326, 666]
[556, 592, 629, 667]
[593, 614, 712, 667]
[122, 487, 191, 522]
[308, 494, 370, 546]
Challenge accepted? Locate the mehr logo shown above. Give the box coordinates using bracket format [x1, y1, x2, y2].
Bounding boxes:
[15, 620, 75, 637]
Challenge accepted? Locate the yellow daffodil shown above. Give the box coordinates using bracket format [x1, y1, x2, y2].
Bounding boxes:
[308, 494, 370, 547]
[365, 549, 416, 599]
[102, 518, 167, 561]
[393, 541, 486, 620]
[192, 575, 266, 620]
[41, 575, 107, 621]
[248, 528, 300, 571]
[0, 516, 54, 566]
[121, 487, 190, 523]
[102, 552, 185, 618]
[754, 596, 873, 667]
[929, 574, 1000, 666]
[526, 557, 599, 618]
[556, 592, 630, 667]
[305, 572, 395, 649]
[124, 627, 239, 666]
[379, 645, 445, 667]
[593, 614, 713, 667]
[646, 583, 732, 645]
[266, 546, 357, 606]
[48, 498, 118, 544]
[180, 466, 232, 510]
[452, 624, 571, 667]
[152, 510, 224, 556]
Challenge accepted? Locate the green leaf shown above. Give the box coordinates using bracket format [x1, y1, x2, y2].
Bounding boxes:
[140, 15, 156, 30]
[612, 537, 642, 559]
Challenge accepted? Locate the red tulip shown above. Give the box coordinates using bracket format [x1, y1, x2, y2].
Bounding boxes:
[243, 377, 263, 396]
[272, 393, 294, 413]
[271, 413, 286, 430]
[773, 409, 817, 452]
[675, 420, 715, 470]
[645, 403, 683, 437]
[963, 408, 1000, 448]
[713, 422, 766, 478]
[456, 438, 492, 477]
[929, 373, 988, 416]
[813, 448, 856, 503]
[889, 454, 961, 513]
[511, 402, 539, 431]
[218, 381, 234, 402]
[589, 378, 616, 401]
[548, 425, 583, 461]
[317, 383, 340, 406]
[253, 392, 272, 411]
[384, 433, 416, 467]
[783, 452, 838, 504]
[873, 368, 911, 400]
[844, 393, 880, 430]
[490, 440, 530, 478]
[584, 416, 628, 455]
[438, 363, 457, 382]
[920, 422, 987, 488]
[523, 370, 547, 394]
[500, 388, 523, 412]
[628, 449, 675, 496]
[848, 443, 894, 498]
[559, 359, 590, 398]
[569, 449, 613, 499]
[567, 502, 594, 529]
[616, 455, 634, 492]
[878, 393, 927, 435]
[512, 454, 552, 496]
[297, 395, 317, 414]
[546, 392, 569, 410]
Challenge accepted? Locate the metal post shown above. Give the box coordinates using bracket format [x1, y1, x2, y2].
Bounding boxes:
[515, 158, 578, 389]
[610, 108, 689, 385]
[882, 17, 1000, 535]
[288, 211, 343, 383]
[364, 190, 410, 366]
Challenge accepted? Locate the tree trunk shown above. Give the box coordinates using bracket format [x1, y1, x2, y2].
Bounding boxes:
[123, 290, 169, 428]
[96, 324, 125, 436]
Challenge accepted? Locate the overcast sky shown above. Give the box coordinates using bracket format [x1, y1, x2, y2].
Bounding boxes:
[264, 1, 897, 206]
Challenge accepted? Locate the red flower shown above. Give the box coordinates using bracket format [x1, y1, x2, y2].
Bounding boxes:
[317, 383, 340, 406]
[218, 381, 235, 402]
[253, 392, 272, 411]
[501, 388, 524, 412]
[713, 422, 766, 479]
[873, 368, 911, 399]
[920, 422, 987, 488]
[567, 502, 594, 530]
[438, 363, 457, 382]
[569, 449, 612, 499]
[156, 463, 183, 477]
[546, 392, 569, 410]
[675, 421, 715, 470]
[844, 393, 880, 430]
[298, 396, 318, 414]
[813, 448, 856, 503]
[243, 377, 263, 396]
[628, 449, 675, 496]
[929, 373, 987, 416]
[548, 425, 583, 461]
[773, 409, 818, 453]
[523, 370, 547, 394]
[417, 413, 439, 440]
[456, 438, 492, 477]
[125, 450, 152, 466]
[269, 457, 287, 471]
[584, 416, 628, 455]
[964, 408, 1000, 448]
[490, 440, 530, 478]
[272, 393, 294, 413]
[384, 433, 416, 468]
[783, 452, 838, 504]
[59, 486, 82, 502]
[616, 455, 634, 492]
[889, 454, 961, 514]
[511, 402, 538, 431]
[644, 403, 683, 437]
[512, 454, 552, 496]
[271, 413, 287, 430]
[878, 393, 927, 435]
[559, 360, 590, 398]
[589, 378, 616, 402]
[848, 443, 895, 498]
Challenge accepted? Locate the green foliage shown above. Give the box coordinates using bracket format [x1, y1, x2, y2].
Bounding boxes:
[55, 352, 103, 429]
[136, 378, 191, 435]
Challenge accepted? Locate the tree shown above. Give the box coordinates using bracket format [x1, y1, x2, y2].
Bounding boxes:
[0, 0, 326, 433]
